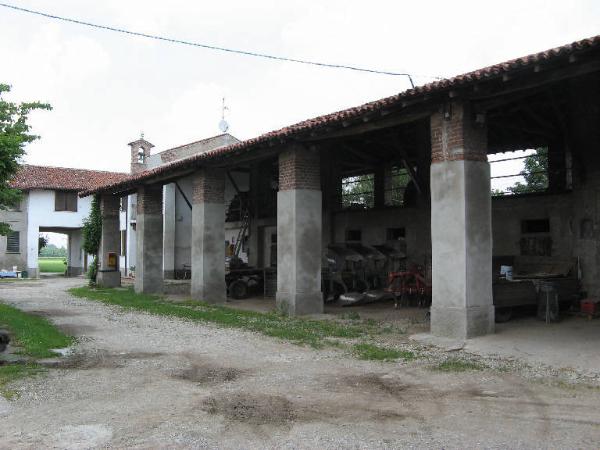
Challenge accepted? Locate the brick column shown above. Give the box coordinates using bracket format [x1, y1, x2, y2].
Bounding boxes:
[191, 168, 226, 303]
[97, 195, 121, 288]
[276, 145, 323, 315]
[430, 101, 494, 339]
[135, 184, 163, 294]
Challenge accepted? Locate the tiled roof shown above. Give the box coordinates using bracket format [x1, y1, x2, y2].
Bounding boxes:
[81, 34, 600, 197]
[11, 165, 129, 191]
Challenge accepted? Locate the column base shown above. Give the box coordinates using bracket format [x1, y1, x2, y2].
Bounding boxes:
[67, 266, 84, 277]
[276, 291, 323, 316]
[97, 270, 121, 288]
[26, 268, 39, 279]
[431, 305, 494, 340]
[191, 284, 226, 304]
[163, 270, 175, 280]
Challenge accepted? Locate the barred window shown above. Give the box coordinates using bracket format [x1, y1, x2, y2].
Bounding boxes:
[342, 173, 374, 209]
[384, 166, 411, 207]
[6, 231, 20, 253]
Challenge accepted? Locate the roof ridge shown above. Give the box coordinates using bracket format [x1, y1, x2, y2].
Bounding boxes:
[21, 164, 128, 175]
[153, 133, 238, 156]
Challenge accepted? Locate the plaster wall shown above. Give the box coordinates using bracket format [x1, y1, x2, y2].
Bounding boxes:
[0, 193, 28, 271]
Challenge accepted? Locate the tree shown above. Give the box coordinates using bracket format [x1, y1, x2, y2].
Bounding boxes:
[82, 195, 102, 283]
[507, 147, 548, 194]
[38, 235, 49, 255]
[0, 84, 51, 235]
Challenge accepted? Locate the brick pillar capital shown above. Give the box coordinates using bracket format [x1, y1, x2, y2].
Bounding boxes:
[100, 195, 120, 217]
[279, 145, 320, 191]
[137, 184, 163, 215]
[430, 101, 487, 163]
[192, 168, 225, 204]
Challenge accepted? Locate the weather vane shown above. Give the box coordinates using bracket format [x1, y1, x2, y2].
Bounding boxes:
[219, 97, 230, 133]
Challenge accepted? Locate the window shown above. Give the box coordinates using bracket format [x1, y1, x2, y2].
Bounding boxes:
[345, 229, 362, 242]
[385, 166, 412, 207]
[55, 191, 78, 212]
[521, 219, 550, 234]
[386, 227, 406, 240]
[342, 173, 374, 209]
[520, 219, 551, 256]
[6, 231, 19, 253]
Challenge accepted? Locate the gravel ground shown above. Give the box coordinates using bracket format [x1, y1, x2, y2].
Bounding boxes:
[1, 277, 599, 449]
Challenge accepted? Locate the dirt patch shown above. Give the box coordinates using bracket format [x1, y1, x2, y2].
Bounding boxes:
[56, 323, 97, 335]
[45, 350, 163, 370]
[202, 393, 295, 425]
[174, 363, 243, 384]
[28, 309, 82, 318]
[333, 373, 412, 400]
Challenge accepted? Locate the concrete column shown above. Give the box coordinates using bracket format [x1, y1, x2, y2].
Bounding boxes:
[135, 185, 163, 294]
[67, 229, 84, 276]
[26, 224, 39, 278]
[276, 145, 323, 315]
[429, 101, 494, 339]
[191, 168, 226, 303]
[163, 184, 176, 279]
[97, 195, 121, 287]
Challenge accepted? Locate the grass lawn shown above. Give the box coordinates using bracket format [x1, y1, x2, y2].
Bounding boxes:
[38, 257, 67, 273]
[0, 302, 74, 397]
[69, 286, 408, 361]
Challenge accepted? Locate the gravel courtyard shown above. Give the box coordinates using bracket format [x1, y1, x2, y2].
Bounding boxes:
[1, 278, 599, 449]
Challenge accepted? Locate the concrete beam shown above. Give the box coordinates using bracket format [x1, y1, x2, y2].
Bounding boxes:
[276, 145, 323, 315]
[191, 168, 226, 303]
[97, 195, 121, 288]
[429, 102, 494, 339]
[135, 185, 163, 294]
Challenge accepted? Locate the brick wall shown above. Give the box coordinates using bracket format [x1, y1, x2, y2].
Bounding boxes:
[279, 145, 320, 191]
[192, 168, 225, 204]
[137, 185, 163, 215]
[430, 101, 487, 163]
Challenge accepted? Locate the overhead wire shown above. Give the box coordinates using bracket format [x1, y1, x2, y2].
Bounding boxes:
[0, 2, 442, 87]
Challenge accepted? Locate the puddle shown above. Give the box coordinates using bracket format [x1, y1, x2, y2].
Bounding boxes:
[173, 364, 243, 384]
[202, 393, 295, 425]
[41, 350, 163, 370]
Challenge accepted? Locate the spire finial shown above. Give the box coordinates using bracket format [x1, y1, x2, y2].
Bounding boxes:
[219, 98, 230, 132]
[140, 131, 144, 140]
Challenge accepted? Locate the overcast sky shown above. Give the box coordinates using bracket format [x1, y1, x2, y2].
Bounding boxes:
[2, 0, 599, 174]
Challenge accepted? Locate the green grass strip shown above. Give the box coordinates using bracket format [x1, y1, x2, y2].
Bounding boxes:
[0, 303, 74, 358]
[69, 287, 364, 348]
[352, 343, 415, 361]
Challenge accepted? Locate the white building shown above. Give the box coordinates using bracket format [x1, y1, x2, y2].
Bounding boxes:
[1, 165, 128, 277]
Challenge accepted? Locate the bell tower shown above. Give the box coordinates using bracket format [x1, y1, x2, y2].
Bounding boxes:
[128, 134, 154, 174]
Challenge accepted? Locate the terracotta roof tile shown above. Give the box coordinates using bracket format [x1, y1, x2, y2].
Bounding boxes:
[11, 165, 129, 191]
[81, 34, 600, 197]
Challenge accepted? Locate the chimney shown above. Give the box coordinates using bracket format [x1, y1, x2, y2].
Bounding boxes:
[128, 135, 154, 174]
